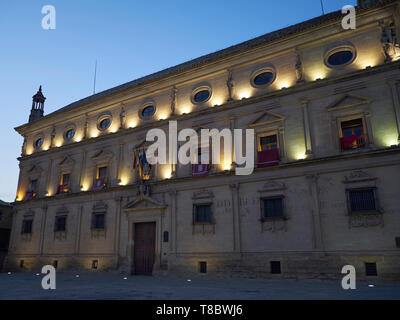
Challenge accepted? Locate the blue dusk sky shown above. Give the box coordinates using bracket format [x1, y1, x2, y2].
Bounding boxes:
[0, 0, 356, 202]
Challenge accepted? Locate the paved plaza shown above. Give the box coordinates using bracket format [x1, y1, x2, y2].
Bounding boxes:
[0, 272, 399, 300]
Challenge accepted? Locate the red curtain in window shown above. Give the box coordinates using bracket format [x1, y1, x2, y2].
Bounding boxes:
[257, 149, 279, 168]
[192, 164, 210, 177]
[340, 134, 362, 149]
[92, 178, 106, 191]
[56, 184, 67, 194]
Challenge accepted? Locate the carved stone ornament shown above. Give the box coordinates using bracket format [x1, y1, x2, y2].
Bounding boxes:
[349, 213, 383, 228]
[261, 219, 287, 233]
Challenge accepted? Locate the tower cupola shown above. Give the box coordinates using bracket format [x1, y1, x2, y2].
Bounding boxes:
[29, 86, 46, 123]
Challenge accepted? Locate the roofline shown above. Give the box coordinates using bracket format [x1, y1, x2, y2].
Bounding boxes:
[15, 0, 398, 133]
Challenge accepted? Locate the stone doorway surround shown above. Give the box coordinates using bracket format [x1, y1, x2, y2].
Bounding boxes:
[123, 194, 167, 275]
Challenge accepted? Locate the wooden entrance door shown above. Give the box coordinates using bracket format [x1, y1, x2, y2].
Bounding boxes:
[133, 222, 156, 275]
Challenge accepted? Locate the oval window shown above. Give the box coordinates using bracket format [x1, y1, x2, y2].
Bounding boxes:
[193, 90, 211, 103]
[327, 50, 354, 66]
[253, 72, 274, 86]
[35, 138, 43, 148]
[142, 105, 155, 117]
[99, 118, 111, 130]
[65, 128, 75, 140]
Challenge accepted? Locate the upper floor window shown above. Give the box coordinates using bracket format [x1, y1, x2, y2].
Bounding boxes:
[325, 45, 356, 68]
[98, 167, 107, 179]
[340, 118, 365, 150]
[261, 197, 284, 219]
[142, 105, 155, 117]
[257, 134, 279, 167]
[251, 68, 276, 88]
[57, 173, 70, 194]
[253, 72, 274, 86]
[99, 118, 111, 131]
[65, 128, 75, 140]
[327, 51, 354, 66]
[259, 135, 278, 151]
[347, 188, 378, 214]
[93, 166, 108, 191]
[34, 137, 43, 148]
[0, 211, 2, 221]
[191, 86, 212, 104]
[193, 204, 212, 224]
[193, 90, 211, 103]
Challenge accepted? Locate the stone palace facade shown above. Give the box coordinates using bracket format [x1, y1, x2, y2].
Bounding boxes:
[5, 0, 400, 279]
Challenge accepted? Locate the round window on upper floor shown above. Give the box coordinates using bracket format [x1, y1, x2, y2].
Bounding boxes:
[142, 105, 155, 117]
[34, 137, 43, 148]
[65, 128, 75, 140]
[193, 90, 211, 103]
[191, 86, 212, 105]
[250, 68, 276, 88]
[325, 46, 356, 68]
[99, 118, 111, 131]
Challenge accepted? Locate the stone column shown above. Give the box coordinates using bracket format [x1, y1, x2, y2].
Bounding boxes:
[39, 204, 48, 255]
[229, 183, 242, 254]
[387, 80, 400, 142]
[74, 205, 83, 255]
[300, 99, 313, 156]
[114, 197, 122, 256]
[169, 190, 177, 255]
[306, 174, 324, 251]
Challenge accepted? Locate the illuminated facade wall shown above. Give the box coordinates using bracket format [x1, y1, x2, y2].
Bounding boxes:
[5, 1, 400, 279]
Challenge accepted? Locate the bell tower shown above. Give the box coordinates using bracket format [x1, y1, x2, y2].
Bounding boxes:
[29, 86, 46, 123]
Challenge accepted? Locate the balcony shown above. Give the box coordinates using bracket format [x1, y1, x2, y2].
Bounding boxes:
[192, 164, 210, 177]
[92, 178, 107, 191]
[23, 190, 37, 201]
[257, 149, 279, 168]
[56, 184, 70, 194]
[341, 134, 366, 150]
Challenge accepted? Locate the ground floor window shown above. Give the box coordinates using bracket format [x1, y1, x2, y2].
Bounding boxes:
[92, 213, 105, 230]
[54, 216, 67, 232]
[193, 204, 212, 224]
[261, 197, 284, 219]
[21, 219, 33, 234]
[347, 188, 377, 213]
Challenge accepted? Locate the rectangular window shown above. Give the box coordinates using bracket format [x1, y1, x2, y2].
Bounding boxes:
[270, 261, 281, 274]
[53, 260, 58, 269]
[21, 219, 33, 234]
[92, 260, 98, 269]
[194, 204, 212, 224]
[61, 173, 70, 186]
[30, 179, 38, 192]
[259, 134, 278, 151]
[261, 197, 284, 219]
[199, 261, 207, 274]
[257, 134, 279, 168]
[348, 189, 377, 213]
[92, 213, 105, 230]
[54, 216, 67, 232]
[365, 262, 378, 276]
[97, 167, 108, 179]
[340, 118, 365, 149]
[20, 260, 24, 268]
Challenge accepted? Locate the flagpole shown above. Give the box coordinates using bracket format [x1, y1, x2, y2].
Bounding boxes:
[320, 0, 325, 15]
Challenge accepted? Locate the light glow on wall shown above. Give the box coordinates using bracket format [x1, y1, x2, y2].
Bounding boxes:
[91, 130, 99, 138]
[163, 168, 172, 179]
[238, 88, 252, 99]
[128, 120, 137, 128]
[181, 105, 192, 114]
[119, 175, 129, 186]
